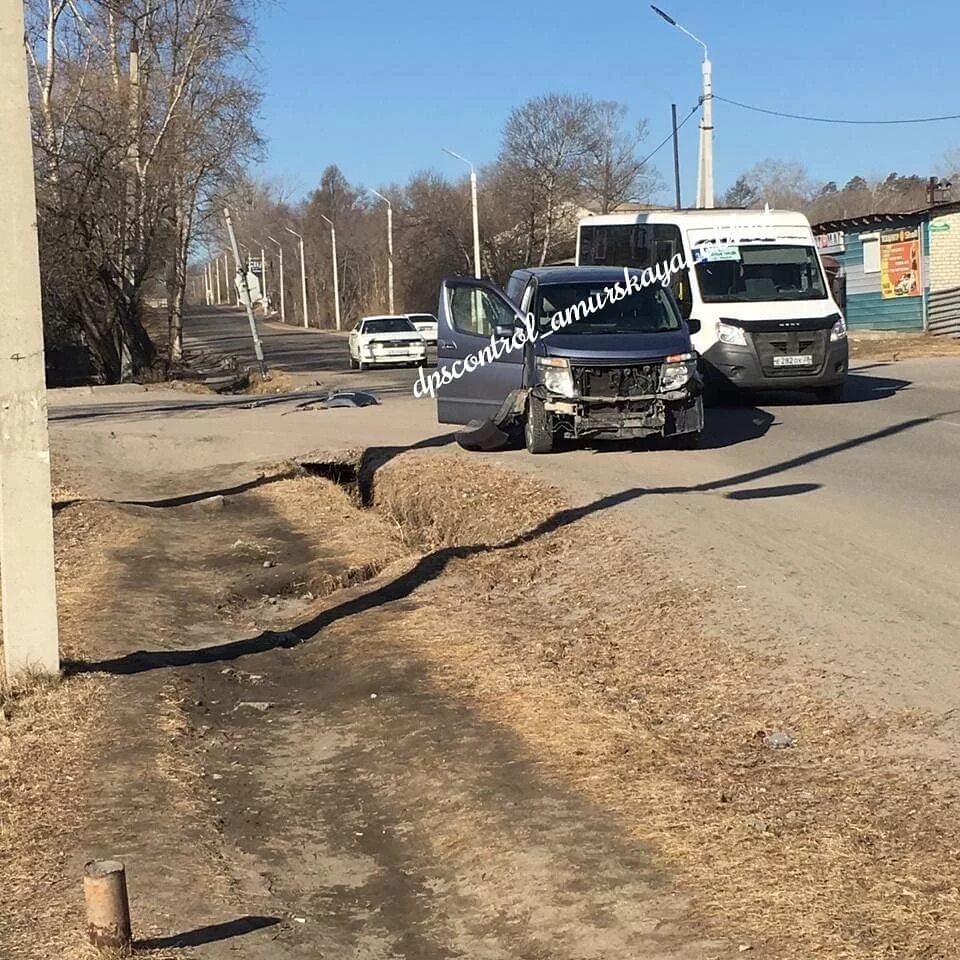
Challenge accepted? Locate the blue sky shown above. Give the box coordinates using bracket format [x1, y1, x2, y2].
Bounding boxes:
[255, 0, 960, 203]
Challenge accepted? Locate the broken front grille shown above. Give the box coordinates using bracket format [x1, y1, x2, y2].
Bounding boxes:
[753, 330, 828, 376]
[572, 363, 661, 398]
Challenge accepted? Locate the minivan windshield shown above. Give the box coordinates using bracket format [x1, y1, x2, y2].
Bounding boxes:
[693, 244, 827, 302]
[536, 283, 682, 335]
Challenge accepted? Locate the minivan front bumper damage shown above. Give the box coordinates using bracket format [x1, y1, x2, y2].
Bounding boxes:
[541, 389, 703, 439]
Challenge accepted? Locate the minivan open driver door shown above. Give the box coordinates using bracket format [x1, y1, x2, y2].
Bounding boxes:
[436, 277, 526, 424]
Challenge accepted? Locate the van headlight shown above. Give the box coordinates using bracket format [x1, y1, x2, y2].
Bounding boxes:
[535, 356, 575, 397]
[830, 314, 847, 342]
[661, 352, 697, 391]
[717, 320, 747, 347]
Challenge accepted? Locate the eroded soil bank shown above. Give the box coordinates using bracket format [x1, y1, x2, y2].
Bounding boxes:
[3, 454, 959, 959]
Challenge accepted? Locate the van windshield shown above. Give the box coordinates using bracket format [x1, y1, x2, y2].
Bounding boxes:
[694, 244, 827, 302]
[537, 283, 681, 335]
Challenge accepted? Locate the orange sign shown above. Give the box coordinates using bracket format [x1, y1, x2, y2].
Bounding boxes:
[880, 228, 921, 299]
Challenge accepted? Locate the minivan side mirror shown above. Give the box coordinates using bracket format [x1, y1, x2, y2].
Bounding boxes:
[493, 322, 515, 338]
[687, 317, 701, 334]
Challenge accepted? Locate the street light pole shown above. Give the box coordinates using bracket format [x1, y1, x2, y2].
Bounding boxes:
[370, 189, 395, 313]
[284, 226, 310, 328]
[267, 236, 285, 323]
[320, 215, 342, 331]
[260, 244, 267, 305]
[443, 148, 481, 278]
[651, 5, 713, 209]
[0, 0, 60, 676]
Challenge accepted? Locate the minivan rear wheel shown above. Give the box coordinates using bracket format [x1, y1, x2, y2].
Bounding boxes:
[525, 397, 554, 454]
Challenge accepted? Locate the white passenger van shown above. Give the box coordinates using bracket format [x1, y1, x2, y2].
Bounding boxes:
[576, 209, 849, 402]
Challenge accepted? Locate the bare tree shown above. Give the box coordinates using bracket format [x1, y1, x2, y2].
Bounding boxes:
[581, 102, 658, 213]
[26, 0, 263, 380]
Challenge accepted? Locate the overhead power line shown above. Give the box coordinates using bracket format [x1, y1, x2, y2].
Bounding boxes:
[639, 101, 700, 168]
[713, 94, 960, 126]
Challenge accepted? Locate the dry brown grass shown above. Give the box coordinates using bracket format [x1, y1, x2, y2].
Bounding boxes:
[851, 335, 960, 362]
[246, 368, 296, 394]
[371, 454, 565, 550]
[251, 474, 406, 596]
[362, 453, 960, 959]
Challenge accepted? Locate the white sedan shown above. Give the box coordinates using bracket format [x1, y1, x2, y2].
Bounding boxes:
[406, 312, 439, 344]
[348, 315, 427, 370]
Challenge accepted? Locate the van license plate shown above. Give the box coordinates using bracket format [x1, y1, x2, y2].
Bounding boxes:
[773, 355, 813, 368]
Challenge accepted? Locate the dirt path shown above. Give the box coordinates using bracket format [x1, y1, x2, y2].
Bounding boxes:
[8, 442, 960, 958]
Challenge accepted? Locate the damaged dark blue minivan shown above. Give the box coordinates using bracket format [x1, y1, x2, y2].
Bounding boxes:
[433, 266, 704, 453]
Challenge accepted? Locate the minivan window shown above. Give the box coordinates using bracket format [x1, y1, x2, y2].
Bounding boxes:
[536, 284, 681, 335]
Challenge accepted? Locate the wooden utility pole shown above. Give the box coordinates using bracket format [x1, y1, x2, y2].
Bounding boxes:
[0, 0, 60, 677]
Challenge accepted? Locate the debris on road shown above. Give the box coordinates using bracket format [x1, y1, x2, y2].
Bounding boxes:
[234, 701, 275, 712]
[764, 731, 796, 749]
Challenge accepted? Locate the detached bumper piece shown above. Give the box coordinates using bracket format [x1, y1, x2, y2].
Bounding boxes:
[454, 389, 526, 451]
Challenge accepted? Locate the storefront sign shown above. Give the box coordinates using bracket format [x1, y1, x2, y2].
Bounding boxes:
[816, 230, 845, 254]
[880, 227, 920, 299]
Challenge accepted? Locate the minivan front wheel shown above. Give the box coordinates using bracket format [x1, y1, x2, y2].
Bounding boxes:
[525, 397, 554, 454]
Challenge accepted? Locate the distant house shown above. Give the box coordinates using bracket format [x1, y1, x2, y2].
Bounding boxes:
[813, 201, 960, 337]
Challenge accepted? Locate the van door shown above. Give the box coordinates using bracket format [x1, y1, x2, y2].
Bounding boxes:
[436, 278, 526, 424]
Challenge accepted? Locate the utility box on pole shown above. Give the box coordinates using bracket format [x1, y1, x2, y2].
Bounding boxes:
[0, 0, 61, 677]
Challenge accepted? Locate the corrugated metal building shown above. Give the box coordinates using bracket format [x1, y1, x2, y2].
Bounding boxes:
[813, 202, 960, 336]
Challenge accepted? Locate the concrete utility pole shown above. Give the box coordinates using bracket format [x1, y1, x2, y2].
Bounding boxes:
[267, 236, 285, 323]
[0, 0, 60, 677]
[284, 227, 309, 327]
[214, 256, 222, 303]
[651, 5, 714, 208]
[370, 189, 395, 313]
[443, 149, 482, 278]
[320, 215, 342, 331]
[224, 208, 268, 378]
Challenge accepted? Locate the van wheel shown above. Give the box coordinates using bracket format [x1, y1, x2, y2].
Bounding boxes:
[815, 384, 844, 403]
[525, 397, 554, 454]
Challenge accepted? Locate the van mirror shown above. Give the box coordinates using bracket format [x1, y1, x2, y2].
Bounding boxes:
[493, 322, 515, 338]
[687, 317, 701, 334]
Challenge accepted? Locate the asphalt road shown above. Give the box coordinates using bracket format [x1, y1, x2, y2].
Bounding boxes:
[169, 308, 960, 718]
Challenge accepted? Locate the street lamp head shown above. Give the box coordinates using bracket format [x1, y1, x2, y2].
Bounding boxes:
[320, 213, 334, 227]
[650, 5, 676, 25]
[284, 226, 302, 240]
[370, 188, 391, 207]
[650, 3, 708, 57]
[442, 147, 474, 173]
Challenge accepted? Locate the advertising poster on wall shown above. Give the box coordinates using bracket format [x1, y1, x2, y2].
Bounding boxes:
[880, 227, 921, 299]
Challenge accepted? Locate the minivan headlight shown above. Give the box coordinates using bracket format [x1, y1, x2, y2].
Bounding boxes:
[830, 314, 847, 342]
[661, 352, 696, 391]
[717, 320, 747, 347]
[535, 356, 575, 397]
